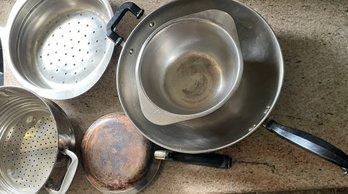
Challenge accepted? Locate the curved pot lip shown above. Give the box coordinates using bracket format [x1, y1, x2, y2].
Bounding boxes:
[3, 0, 115, 100]
[116, 0, 284, 153]
[134, 17, 244, 123]
[0, 86, 60, 193]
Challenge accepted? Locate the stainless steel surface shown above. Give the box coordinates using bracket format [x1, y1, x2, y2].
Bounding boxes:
[117, 0, 283, 153]
[0, 106, 58, 193]
[0, 87, 77, 194]
[3, 0, 114, 100]
[136, 9, 243, 126]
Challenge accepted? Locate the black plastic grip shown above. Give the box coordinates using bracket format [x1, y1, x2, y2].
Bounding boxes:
[0, 38, 3, 86]
[0, 39, 3, 73]
[106, 2, 144, 46]
[264, 120, 348, 173]
[166, 151, 232, 169]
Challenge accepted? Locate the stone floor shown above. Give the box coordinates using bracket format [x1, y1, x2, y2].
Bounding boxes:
[256, 188, 348, 194]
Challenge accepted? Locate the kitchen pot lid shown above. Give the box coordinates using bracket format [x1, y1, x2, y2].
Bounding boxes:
[81, 113, 160, 194]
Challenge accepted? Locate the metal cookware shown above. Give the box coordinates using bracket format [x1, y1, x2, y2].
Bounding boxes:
[110, 0, 282, 154]
[2, 0, 114, 100]
[109, 0, 348, 173]
[0, 87, 78, 194]
[135, 9, 243, 125]
[81, 113, 231, 194]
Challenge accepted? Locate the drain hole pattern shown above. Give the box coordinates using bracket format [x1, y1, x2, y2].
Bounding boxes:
[1, 113, 58, 191]
[37, 12, 109, 85]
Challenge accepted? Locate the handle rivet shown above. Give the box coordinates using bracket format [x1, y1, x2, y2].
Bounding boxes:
[149, 22, 154, 27]
[129, 49, 134, 55]
[264, 106, 271, 114]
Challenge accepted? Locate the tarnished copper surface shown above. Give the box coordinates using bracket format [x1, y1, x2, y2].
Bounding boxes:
[81, 113, 153, 192]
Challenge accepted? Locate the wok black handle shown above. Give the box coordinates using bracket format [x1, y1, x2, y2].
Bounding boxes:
[264, 120, 348, 174]
[154, 150, 232, 169]
[0, 38, 3, 86]
[106, 2, 144, 46]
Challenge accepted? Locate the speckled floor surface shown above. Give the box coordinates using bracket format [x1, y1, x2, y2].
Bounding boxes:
[258, 188, 348, 194]
[1, 0, 348, 193]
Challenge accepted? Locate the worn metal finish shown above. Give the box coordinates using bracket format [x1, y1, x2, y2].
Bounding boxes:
[0, 87, 76, 194]
[117, 0, 283, 153]
[135, 9, 243, 126]
[3, 0, 114, 100]
[81, 113, 160, 194]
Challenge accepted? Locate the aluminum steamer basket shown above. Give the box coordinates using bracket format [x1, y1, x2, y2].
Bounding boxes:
[0, 87, 78, 194]
[3, 0, 114, 100]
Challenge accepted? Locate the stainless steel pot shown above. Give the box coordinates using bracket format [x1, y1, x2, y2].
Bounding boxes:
[108, 0, 348, 173]
[1, 0, 114, 100]
[0, 87, 78, 194]
[135, 10, 243, 125]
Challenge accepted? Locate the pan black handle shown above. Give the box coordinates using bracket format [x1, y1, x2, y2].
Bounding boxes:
[264, 120, 348, 174]
[106, 2, 144, 46]
[154, 150, 232, 169]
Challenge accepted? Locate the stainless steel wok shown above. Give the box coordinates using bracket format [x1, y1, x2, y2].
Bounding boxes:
[108, 0, 348, 173]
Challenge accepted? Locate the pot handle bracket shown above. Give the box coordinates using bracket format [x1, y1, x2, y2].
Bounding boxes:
[264, 120, 348, 174]
[45, 149, 78, 194]
[106, 2, 144, 46]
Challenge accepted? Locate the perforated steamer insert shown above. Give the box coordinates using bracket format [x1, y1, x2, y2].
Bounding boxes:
[1, 111, 58, 192]
[5, 0, 114, 100]
[0, 87, 77, 194]
[37, 12, 109, 85]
